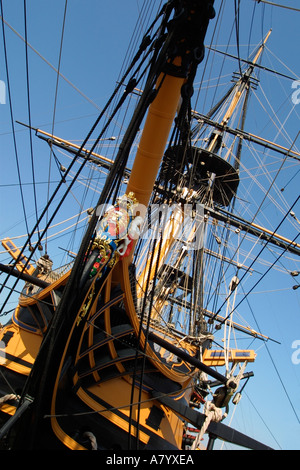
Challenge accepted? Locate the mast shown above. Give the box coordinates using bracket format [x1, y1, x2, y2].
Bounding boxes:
[125, 61, 186, 209]
[187, 32, 273, 337]
[133, 31, 275, 347]
[197, 29, 272, 195]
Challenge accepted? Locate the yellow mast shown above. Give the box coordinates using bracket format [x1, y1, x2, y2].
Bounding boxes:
[126, 59, 186, 209]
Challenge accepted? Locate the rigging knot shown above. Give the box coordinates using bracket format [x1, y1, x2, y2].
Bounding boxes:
[0, 393, 20, 404]
[191, 401, 223, 450]
[82, 431, 97, 450]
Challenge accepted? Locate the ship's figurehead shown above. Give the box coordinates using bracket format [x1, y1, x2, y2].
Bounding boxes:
[87, 192, 143, 280]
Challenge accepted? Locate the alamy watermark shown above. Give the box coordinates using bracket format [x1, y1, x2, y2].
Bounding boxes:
[0, 80, 5, 105]
[292, 80, 300, 106]
[95, 200, 205, 252]
[292, 340, 300, 365]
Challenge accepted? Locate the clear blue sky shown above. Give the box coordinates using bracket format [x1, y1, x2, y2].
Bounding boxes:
[0, 0, 300, 450]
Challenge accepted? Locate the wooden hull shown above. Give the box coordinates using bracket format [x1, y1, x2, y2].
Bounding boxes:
[0, 257, 198, 450]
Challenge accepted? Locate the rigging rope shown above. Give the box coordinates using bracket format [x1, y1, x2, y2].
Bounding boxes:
[213, 193, 300, 326]
[0, 10, 159, 313]
[191, 401, 223, 450]
[241, 285, 300, 427]
[45, 0, 68, 255]
[0, 394, 19, 404]
[0, 0, 30, 242]
[254, 0, 300, 13]
[0, 15, 102, 111]
[208, 131, 300, 325]
[23, 0, 39, 243]
[234, 0, 243, 77]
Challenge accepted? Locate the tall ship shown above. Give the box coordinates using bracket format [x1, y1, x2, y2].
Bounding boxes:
[0, 0, 299, 451]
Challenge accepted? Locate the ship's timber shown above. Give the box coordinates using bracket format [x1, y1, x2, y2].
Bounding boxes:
[193, 113, 300, 162]
[17, 128, 300, 255]
[169, 297, 276, 343]
[0, 263, 49, 289]
[206, 206, 300, 256]
[125, 59, 186, 209]
[152, 390, 273, 450]
[152, 32, 274, 209]
[16, 121, 131, 178]
[203, 248, 256, 273]
[23, 125, 300, 255]
[201, 30, 272, 157]
[124, 5, 272, 208]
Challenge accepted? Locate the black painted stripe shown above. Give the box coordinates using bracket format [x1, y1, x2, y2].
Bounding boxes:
[2, 351, 33, 369]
